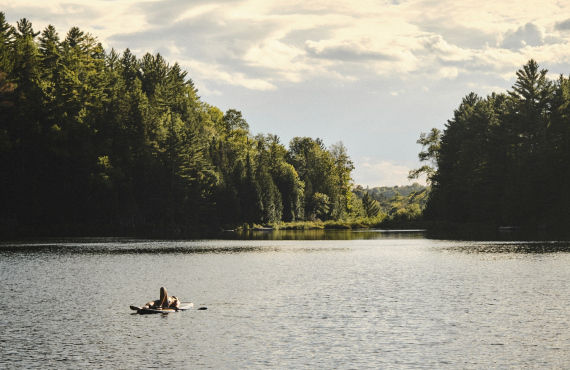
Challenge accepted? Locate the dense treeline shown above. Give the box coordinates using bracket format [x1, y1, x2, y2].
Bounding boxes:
[353, 183, 426, 202]
[413, 60, 570, 230]
[352, 184, 427, 223]
[0, 14, 355, 236]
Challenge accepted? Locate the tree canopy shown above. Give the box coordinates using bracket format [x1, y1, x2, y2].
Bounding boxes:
[414, 59, 570, 230]
[0, 14, 356, 236]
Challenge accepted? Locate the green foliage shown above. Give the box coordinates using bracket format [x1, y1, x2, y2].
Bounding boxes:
[352, 184, 427, 226]
[0, 13, 356, 236]
[286, 137, 353, 220]
[270, 216, 386, 230]
[408, 128, 441, 183]
[418, 60, 570, 230]
[311, 192, 330, 220]
[361, 192, 380, 218]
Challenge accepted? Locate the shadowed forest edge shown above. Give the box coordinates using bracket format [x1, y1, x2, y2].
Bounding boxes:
[1, 13, 569, 237]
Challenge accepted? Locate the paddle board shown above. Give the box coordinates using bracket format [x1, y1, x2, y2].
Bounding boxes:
[130, 303, 194, 314]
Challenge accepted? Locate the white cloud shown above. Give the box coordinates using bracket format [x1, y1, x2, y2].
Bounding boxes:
[305, 39, 396, 62]
[352, 157, 423, 187]
[1, 0, 149, 42]
[178, 59, 277, 91]
[174, 4, 221, 23]
[6, 0, 570, 92]
[437, 66, 460, 79]
[165, 41, 183, 56]
[243, 39, 308, 82]
[419, 34, 473, 63]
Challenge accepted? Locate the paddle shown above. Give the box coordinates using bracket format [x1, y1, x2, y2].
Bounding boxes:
[130, 303, 197, 311]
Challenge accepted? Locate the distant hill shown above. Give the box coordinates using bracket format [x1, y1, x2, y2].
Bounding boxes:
[352, 183, 428, 223]
[354, 183, 426, 201]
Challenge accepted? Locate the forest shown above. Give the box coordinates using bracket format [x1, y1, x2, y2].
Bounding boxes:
[7, 13, 563, 238]
[0, 14, 363, 237]
[352, 184, 427, 225]
[412, 59, 570, 232]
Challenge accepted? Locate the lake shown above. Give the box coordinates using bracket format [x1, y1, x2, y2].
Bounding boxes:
[1, 231, 569, 368]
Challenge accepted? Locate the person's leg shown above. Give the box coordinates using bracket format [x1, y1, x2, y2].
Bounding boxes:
[159, 287, 168, 307]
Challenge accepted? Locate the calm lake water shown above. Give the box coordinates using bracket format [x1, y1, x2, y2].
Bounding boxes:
[1, 231, 569, 368]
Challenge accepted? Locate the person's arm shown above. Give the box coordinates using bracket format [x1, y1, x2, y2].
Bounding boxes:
[143, 300, 159, 309]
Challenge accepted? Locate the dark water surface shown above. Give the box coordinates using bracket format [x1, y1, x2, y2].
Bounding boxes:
[1, 231, 569, 368]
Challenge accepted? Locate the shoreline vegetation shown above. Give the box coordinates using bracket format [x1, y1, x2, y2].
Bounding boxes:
[411, 59, 570, 235]
[0, 14, 429, 239]
[237, 217, 416, 232]
[2, 13, 570, 240]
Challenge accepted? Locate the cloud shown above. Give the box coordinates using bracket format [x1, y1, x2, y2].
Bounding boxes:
[243, 39, 309, 83]
[129, 0, 236, 27]
[305, 40, 396, 62]
[501, 23, 544, 50]
[416, 21, 496, 50]
[1, 1, 148, 42]
[176, 58, 277, 91]
[352, 157, 421, 187]
[555, 18, 570, 31]
[419, 35, 472, 63]
[3, 0, 570, 93]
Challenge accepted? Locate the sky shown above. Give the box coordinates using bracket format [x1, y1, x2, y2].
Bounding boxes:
[3, 0, 570, 186]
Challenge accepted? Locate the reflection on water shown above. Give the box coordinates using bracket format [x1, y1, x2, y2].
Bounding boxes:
[0, 243, 271, 255]
[440, 241, 570, 254]
[234, 229, 426, 240]
[427, 227, 570, 242]
[0, 230, 426, 254]
[1, 234, 569, 368]
[3, 230, 570, 256]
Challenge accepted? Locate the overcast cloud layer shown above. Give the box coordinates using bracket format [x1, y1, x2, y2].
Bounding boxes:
[3, 0, 570, 186]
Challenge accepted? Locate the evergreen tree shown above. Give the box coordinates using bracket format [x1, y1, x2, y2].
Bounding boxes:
[419, 60, 568, 230]
[0, 13, 356, 236]
[362, 192, 380, 218]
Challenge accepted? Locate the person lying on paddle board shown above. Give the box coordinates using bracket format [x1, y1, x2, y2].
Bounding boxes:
[142, 287, 180, 309]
